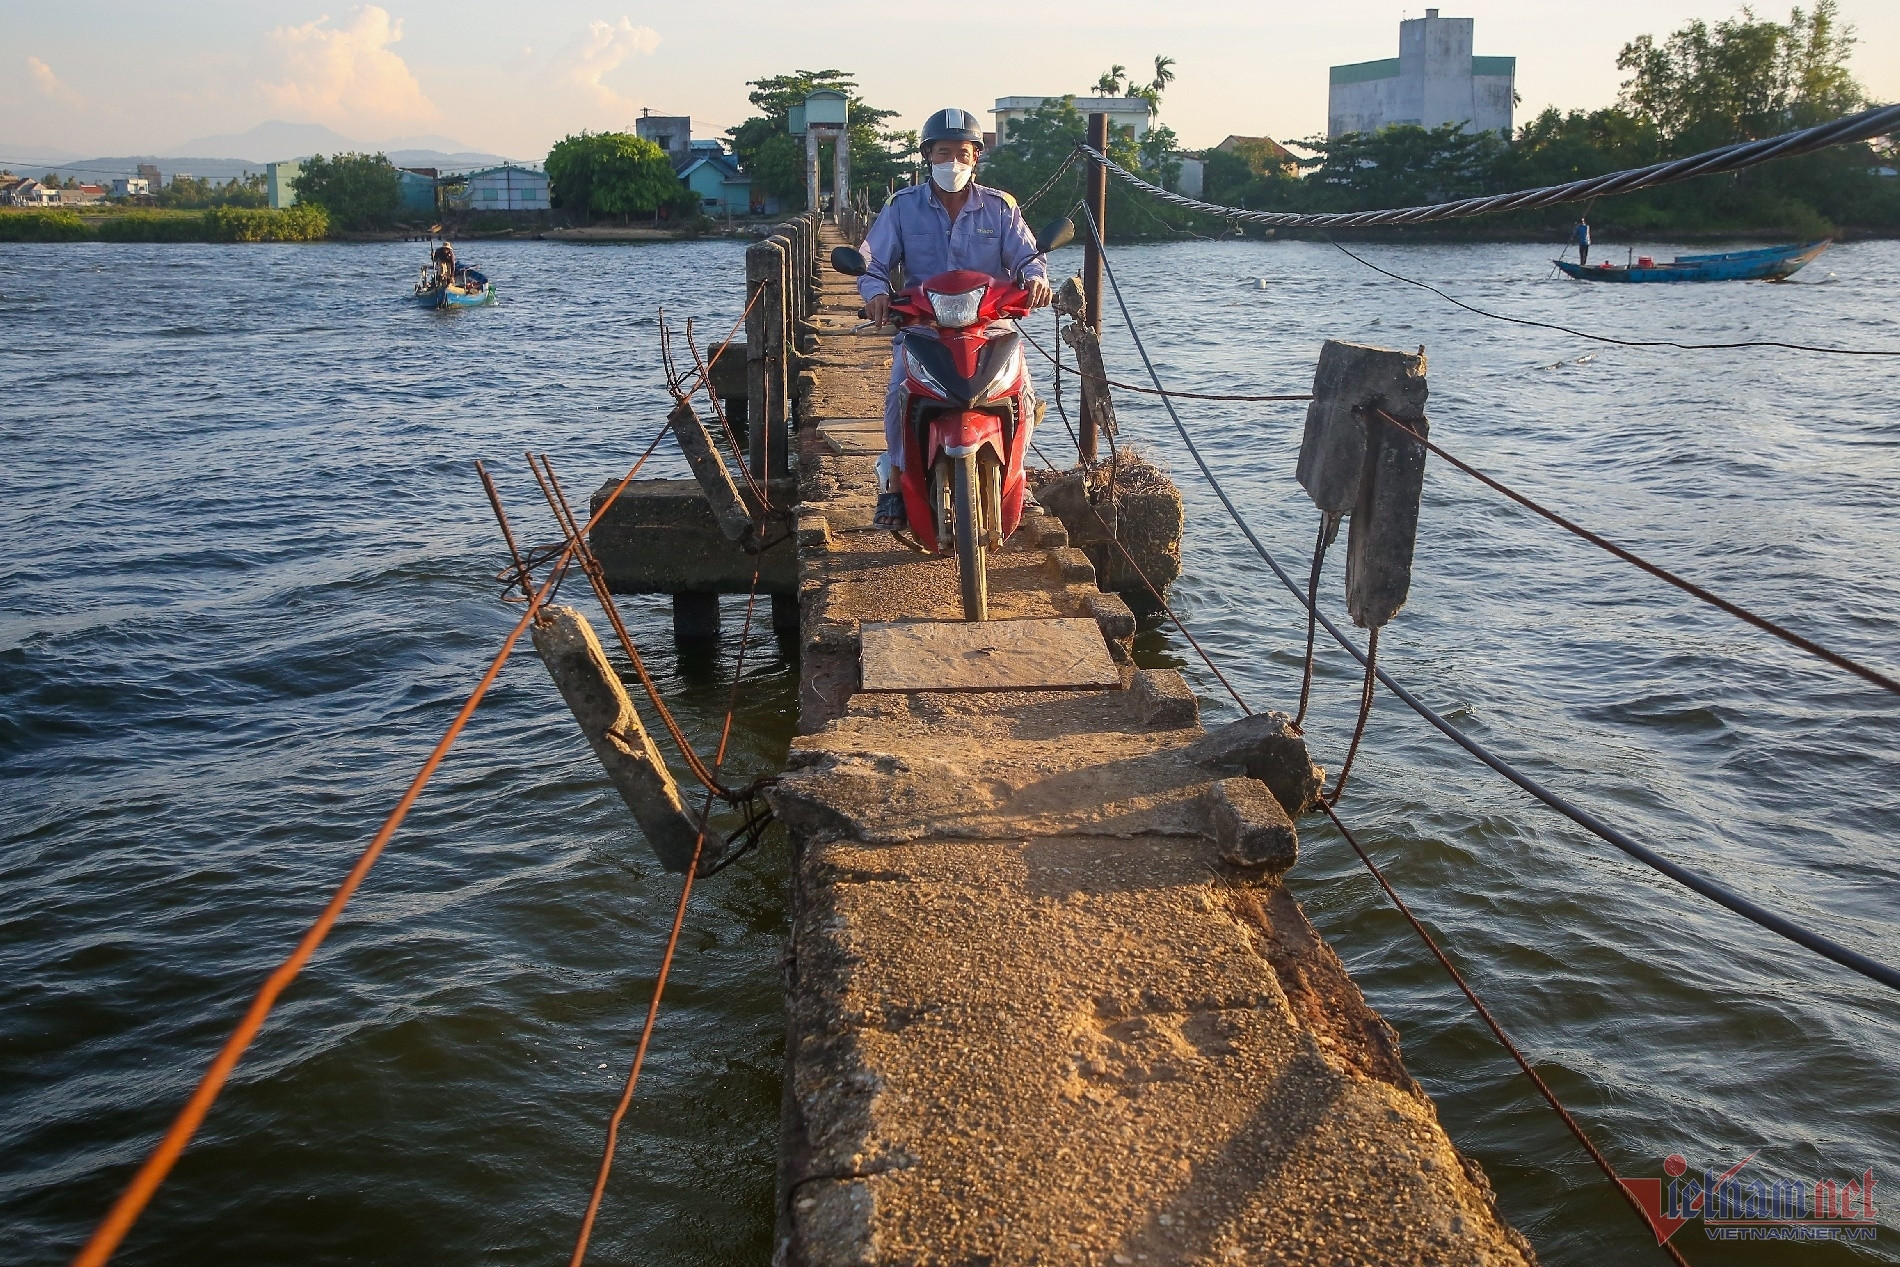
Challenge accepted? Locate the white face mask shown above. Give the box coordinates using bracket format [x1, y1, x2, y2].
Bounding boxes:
[931, 160, 974, 193]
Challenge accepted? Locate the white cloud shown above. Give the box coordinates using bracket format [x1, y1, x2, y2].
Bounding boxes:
[261, 7, 439, 131]
[27, 56, 85, 108]
[560, 17, 662, 114]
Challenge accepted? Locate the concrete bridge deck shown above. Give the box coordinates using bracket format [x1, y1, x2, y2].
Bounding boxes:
[764, 223, 1534, 1266]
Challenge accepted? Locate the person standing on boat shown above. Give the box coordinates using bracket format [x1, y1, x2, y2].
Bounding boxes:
[857, 107, 1052, 531]
[1572, 218, 1591, 267]
[432, 241, 455, 286]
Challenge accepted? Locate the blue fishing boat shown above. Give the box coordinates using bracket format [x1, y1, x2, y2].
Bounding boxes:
[1555, 240, 1829, 283]
[414, 250, 495, 308]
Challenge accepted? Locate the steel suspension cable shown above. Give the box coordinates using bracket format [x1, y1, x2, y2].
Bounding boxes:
[1365, 407, 1900, 697]
[569, 570, 763, 1267]
[1077, 205, 1900, 995]
[73, 428, 673, 1267]
[1077, 101, 1900, 229]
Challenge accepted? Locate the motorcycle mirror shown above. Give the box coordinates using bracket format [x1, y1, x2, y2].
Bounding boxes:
[1035, 216, 1076, 254]
[830, 246, 868, 277]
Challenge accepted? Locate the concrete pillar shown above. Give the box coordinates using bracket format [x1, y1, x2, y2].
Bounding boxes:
[1346, 407, 1430, 629]
[771, 591, 801, 635]
[1060, 320, 1118, 464]
[531, 605, 722, 873]
[667, 400, 752, 542]
[747, 238, 785, 481]
[673, 591, 722, 640]
[832, 132, 851, 223]
[805, 128, 822, 218]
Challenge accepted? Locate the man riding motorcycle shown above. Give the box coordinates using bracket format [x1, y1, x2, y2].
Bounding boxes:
[857, 107, 1053, 529]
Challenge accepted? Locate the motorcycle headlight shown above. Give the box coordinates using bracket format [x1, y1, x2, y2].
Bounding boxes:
[907, 355, 948, 398]
[927, 287, 986, 329]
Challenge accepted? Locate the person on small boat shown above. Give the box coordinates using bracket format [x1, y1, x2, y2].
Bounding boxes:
[432, 242, 456, 287]
[1572, 218, 1591, 267]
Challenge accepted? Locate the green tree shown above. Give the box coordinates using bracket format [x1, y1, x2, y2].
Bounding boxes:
[1616, 1, 1863, 150]
[290, 153, 400, 229]
[726, 69, 910, 209]
[980, 96, 1201, 239]
[545, 132, 693, 220]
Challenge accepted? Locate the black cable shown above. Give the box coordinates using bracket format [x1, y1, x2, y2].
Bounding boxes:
[1076, 204, 1900, 996]
[1078, 102, 1900, 228]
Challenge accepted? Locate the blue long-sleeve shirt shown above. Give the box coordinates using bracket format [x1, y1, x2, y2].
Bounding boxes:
[856, 181, 1047, 305]
[1573, 222, 1591, 245]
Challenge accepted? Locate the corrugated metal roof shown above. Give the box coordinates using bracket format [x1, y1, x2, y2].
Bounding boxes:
[1330, 59, 1400, 86]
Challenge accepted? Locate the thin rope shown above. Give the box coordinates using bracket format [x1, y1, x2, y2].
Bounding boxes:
[569, 571, 763, 1266]
[1313, 799, 1692, 1267]
[1325, 626, 1379, 807]
[1330, 239, 1900, 357]
[1366, 407, 1900, 697]
[72, 428, 672, 1267]
[1293, 518, 1331, 728]
[1022, 326, 1312, 401]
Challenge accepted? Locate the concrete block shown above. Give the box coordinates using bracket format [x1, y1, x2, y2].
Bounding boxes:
[1206, 776, 1299, 876]
[1083, 590, 1136, 641]
[1346, 410, 1429, 630]
[1297, 340, 1428, 517]
[859, 618, 1120, 692]
[704, 341, 748, 399]
[1188, 711, 1326, 818]
[531, 605, 722, 873]
[1129, 668, 1199, 729]
[1045, 547, 1096, 586]
[795, 509, 831, 547]
[589, 478, 797, 595]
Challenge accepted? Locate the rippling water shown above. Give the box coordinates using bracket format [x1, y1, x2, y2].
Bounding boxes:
[2, 235, 1896, 1264]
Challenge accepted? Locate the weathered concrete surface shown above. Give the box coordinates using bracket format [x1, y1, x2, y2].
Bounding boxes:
[768, 225, 1535, 1266]
[860, 619, 1123, 693]
[589, 477, 797, 594]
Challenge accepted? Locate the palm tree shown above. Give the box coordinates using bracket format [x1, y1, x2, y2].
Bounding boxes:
[1094, 65, 1127, 96]
[1149, 55, 1176, 96]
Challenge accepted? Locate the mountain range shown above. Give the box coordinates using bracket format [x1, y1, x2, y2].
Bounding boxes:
[3, 121, 526, 184]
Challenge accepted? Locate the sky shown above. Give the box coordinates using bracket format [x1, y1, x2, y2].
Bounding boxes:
[4, 0, 1898, 160]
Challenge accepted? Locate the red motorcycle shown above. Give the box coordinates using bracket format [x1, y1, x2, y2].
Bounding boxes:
[833, 218, 1071, 621]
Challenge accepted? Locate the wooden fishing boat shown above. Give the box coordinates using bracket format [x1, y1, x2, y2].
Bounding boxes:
[414, 263, 495, 308]
[1555, 240, 1829, 283]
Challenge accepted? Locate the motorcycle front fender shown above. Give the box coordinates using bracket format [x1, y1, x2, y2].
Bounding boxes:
[929, 411, 1004, 465]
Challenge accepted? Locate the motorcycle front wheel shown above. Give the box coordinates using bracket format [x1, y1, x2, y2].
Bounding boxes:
[953, 452, 988, 622]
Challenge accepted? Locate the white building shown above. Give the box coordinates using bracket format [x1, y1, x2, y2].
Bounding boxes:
[267, 160, 301, 210]
[464, 165, 550, 211]
[111, 177, 151, 198]
[1328, 10, 1514, 138]
[992, 96, 1153, 147]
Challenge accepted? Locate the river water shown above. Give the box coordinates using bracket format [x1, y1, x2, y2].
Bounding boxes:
[1, 235, 1895, 1265]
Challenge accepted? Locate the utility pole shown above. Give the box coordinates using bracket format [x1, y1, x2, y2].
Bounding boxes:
[1080, 111, 1109, 463]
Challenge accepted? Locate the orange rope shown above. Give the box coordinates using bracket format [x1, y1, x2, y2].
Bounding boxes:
[568, 572, 763, 1266]
[72, 429, 669, 1267]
